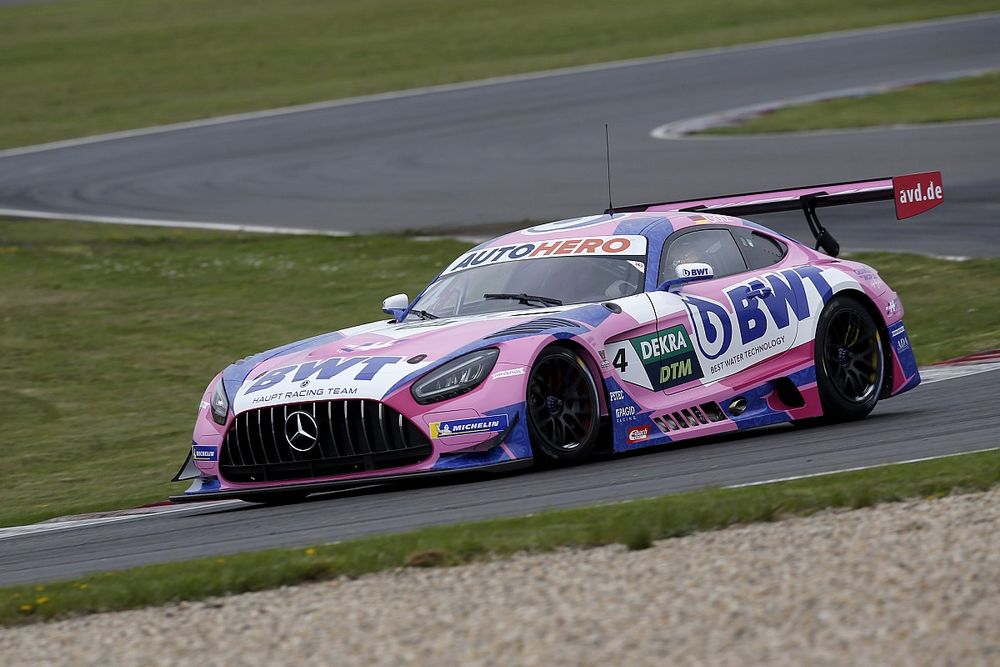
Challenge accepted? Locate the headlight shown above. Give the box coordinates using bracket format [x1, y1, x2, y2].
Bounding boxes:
[210, 380, 229, 425]
[411, 348, 499, 405]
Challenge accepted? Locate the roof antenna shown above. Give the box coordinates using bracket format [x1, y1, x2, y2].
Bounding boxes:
[605, 123, 615, 216]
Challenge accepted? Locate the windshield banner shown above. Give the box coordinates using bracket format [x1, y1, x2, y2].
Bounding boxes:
[441, 235, 647, 276]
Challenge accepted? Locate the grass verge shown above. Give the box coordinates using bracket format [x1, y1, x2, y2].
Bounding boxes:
[2, 219, 999, 527]
[3, 448, 998, 625]
[705, 71, 1000, 134]
[1, 0, 996, 149]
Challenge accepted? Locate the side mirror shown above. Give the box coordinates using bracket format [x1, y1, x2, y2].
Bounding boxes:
[657, 262, 714, 292]
[382, 293, 409, 321]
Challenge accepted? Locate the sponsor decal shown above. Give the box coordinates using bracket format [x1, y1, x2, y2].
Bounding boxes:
[606, 266, 836, 391]
[491, 367, 526, 380]
[679, 264, 712, 278]
[192, 445, 218, 462]
[608, 390, 625, 402]
[614, 405, 636, 421]
[608, 325, 704, 391]
[199, 400, 210, 412]
[891, 324, 910, 353]
[627, 426, 651, 442]
[893, 171, 943, 219]
[430, 414, 510, 439]
[885, 299, 898, 316]
[889, 321, 918, 378]
[246, 356, 401, 394]
[682, 266, 832, 378]
[250, 387, 357, 406]
[441, 235, 646, 276]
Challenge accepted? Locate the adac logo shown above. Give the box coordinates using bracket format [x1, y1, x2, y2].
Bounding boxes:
[682, 266, 832, 361]
[627, 426, 650, 442]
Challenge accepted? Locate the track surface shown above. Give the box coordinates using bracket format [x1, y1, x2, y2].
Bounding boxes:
[1, 370, 996, 586]
[1, 14, 999, 256]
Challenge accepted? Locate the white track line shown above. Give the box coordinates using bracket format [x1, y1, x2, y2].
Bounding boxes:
[1, 11, 996, 160]
[725, 446, 1000, 490]
[0, 501, 243, 541]
[919, 361, 1000, 384]
[0, 208, 352, 237]
[651, 67, 1000, 139]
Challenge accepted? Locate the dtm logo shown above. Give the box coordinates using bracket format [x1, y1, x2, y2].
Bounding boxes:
[246, 356, 401, 394]
[627, 426, 650, 442]
[192, 445, 218, 462]
[430, 414, 510, 439]
[682, 266, 832, 361]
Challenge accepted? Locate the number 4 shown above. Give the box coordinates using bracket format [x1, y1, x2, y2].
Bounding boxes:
[613, 348, 628, 373]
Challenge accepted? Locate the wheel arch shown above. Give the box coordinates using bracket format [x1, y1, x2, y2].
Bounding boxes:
[530, 338, 610, 418]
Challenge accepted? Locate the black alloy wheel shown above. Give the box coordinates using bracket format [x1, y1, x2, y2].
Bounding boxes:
[526, 346, 601, 465]
[815, 295, 885, 420]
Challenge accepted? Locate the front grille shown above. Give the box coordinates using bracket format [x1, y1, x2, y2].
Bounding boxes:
[219, 400, 432, 483]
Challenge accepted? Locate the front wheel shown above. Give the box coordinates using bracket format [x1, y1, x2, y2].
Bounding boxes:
[815, 296, 885, 421]
[526, 347, 601, 465]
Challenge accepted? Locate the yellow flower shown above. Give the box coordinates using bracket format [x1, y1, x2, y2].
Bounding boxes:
[35, 585, 45, 592]
[36, 596, 49, 605]
[305, 548, 317, 557]
[19, 604, 32, 613]
[216, 558, 225, 564]
[79, 583, 89, 590]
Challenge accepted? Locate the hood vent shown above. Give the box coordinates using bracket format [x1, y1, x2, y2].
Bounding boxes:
[485, 317, 585, 339]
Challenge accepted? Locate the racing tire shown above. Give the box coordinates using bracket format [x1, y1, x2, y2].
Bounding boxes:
[526, 346, 601, 466]
[814, 295, 885, 421]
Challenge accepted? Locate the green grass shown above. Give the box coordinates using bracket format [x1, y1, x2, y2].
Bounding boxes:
[1, 0, 996, 149]
[2, 219, 999, 528]
[3, 448, 998, 625]
[706, 71, 1000, 134]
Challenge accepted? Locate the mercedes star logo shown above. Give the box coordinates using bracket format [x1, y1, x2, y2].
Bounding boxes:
[284, 411, 319, 452]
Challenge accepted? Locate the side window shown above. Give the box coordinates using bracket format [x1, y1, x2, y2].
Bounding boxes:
[732, 228, 787, 270]
[659, 229, 747, 283]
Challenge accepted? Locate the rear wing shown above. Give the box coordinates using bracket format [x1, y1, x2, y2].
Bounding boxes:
[610, 171, 943, 256]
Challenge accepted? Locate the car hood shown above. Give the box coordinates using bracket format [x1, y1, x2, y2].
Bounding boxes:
[225, 305, 602, 414]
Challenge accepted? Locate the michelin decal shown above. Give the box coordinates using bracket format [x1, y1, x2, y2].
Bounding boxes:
[430, 415, 509, 439]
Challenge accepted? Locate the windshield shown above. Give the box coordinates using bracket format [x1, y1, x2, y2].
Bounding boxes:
[407, 254, 646, 320]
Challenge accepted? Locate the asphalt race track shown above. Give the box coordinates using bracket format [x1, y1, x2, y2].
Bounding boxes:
[2, 15, 1000, 585]
[1, 369, 997, 585]
[1, 13, 999, 256]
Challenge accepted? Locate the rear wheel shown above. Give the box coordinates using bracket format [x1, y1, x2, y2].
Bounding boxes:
[815, 296, 885, 421]
[526, 347, 601, 465]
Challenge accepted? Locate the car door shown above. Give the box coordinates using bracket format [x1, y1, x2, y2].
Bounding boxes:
[649, 225, 803, 394]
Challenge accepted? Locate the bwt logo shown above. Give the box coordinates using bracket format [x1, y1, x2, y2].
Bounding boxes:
[683, 267, 711, 277]
[682, 267, 832, 360]
[246, 356, 401, 394]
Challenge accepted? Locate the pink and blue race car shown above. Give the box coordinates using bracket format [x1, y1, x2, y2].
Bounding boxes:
[172, 172, 943, 503]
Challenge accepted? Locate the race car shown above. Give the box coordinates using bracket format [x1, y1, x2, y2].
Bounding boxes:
[171, 171, 943, 503]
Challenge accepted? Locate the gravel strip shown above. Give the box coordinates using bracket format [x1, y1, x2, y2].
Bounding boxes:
[3, 489, 999, 666]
